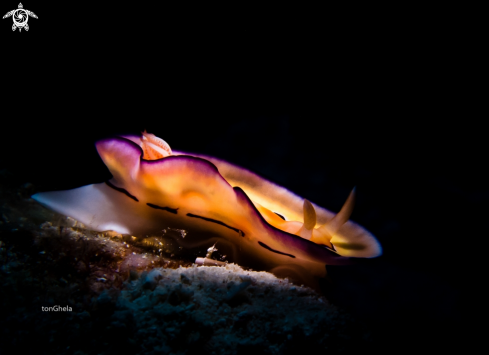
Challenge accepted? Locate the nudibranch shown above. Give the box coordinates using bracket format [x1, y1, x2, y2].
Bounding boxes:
[32, 131, 382, 288]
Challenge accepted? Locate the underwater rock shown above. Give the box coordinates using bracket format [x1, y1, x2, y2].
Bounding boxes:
[0, 171, 370, 354]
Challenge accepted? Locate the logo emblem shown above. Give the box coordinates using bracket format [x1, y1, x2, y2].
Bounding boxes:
[3, 3, 37, 32]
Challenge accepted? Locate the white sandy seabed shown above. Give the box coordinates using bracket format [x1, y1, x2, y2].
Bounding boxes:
[107, 262, 365, 354]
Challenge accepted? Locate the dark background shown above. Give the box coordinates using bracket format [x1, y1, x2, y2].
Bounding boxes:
[1, 2, 485, 353]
